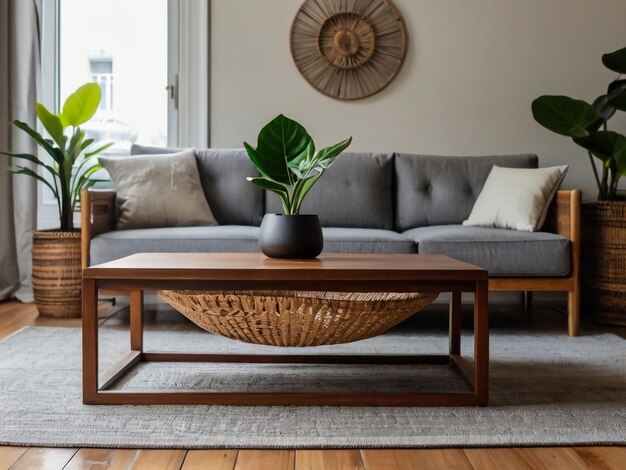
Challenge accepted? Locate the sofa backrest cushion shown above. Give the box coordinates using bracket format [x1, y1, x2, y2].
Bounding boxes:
[131, 145, 264, 226]
[265, 152, 394, 229]
[394, 154, 539, 231]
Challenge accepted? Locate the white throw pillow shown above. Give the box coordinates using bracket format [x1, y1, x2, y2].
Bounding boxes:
[463, 165, 568, 232]
[100, 149, 218, 229]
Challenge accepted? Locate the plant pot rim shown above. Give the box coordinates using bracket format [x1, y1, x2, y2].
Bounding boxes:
[33, 229, 81, 238]
[583, 199, 626, 205]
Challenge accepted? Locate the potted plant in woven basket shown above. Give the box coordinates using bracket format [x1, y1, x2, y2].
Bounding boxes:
[532, 46, 626, 325]
[244, 114, 352, 258]
[0, 83, 111, 318]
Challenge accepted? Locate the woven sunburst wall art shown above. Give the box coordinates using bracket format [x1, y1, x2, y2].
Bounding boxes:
[290, 0, 407, 101]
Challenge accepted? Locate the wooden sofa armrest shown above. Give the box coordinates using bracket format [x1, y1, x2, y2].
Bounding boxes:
[542, 188, 582, 281]
[544, 190, 582, 241]
[81, 188, 117, 268]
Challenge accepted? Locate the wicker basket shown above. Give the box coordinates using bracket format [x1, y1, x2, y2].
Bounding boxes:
[581, 201, 626, 326]
[158, 290, 438, 347]
[32, 231, 82, 318]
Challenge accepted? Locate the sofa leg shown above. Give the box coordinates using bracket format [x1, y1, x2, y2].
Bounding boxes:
[568, 290, 580, 337]
[524, 291, 534, 312]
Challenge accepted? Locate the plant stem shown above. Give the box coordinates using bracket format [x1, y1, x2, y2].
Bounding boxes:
[598, 166, 610, 200]
[607, 172, 619, 200]
[587, 151, 601, 191]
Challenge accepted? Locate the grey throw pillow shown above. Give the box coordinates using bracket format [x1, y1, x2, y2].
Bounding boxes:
[100, 149, 217, 229]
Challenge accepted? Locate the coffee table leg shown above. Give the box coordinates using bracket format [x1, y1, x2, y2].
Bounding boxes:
[130, 290, 144, 352]
[82, 278, 98, 403]
[449, 291, 462, 356]
[474, 279, 489, 405]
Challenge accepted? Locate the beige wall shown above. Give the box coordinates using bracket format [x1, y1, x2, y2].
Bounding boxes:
[211, 0, 626, 199]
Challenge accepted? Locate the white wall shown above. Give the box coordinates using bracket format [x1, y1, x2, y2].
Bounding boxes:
[210, 0, 626, 199]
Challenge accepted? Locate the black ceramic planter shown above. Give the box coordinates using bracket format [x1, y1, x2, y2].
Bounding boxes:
[259, 213, 323, 259]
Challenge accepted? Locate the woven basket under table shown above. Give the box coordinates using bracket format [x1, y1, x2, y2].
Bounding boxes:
[158, 290, 439, 347]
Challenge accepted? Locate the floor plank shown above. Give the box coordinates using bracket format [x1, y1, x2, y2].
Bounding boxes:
[127, 449, 187, 470]
[0, 447, 28, 469]
[182, 450, 238, 470]
[512, 447, 586, 469]
[404, 449, 474, 470]
[569, 446, 626, 469]
[8, 447, 77, 470]
[362, 449, 473, 470]
[464, 448, 536, 470]
[296, 450, 364, 470]
[234, 450, 295, 470]
[360, 449, 405, 470]
[64, 448, 136, 470]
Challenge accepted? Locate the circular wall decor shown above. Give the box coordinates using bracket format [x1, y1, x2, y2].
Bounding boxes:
[290, 0, 407, 101]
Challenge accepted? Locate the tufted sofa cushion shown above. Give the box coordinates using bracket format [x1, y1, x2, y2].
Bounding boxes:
[266, 152, 394, 229]
[394, 154, 538, 231]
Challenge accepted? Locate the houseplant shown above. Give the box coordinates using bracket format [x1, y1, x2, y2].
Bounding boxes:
[532, 46, 626, 325]
[244, 114, 352, 258]
[1, 82, 111, 318]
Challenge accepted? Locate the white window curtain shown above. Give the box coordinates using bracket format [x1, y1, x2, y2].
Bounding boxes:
[0, 0, 42, 301]
[178, 0, 210, 147]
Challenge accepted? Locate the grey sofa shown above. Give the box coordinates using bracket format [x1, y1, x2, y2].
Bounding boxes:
[81, 145, 581, 335]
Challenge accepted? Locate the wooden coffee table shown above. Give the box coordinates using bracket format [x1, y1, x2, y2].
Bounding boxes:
[82, 253, 489, 406]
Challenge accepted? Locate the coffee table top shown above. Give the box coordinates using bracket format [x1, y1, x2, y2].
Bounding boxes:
[84, 253, 487, 282]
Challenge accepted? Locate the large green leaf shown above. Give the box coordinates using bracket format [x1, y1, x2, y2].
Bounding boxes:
[315, 137, 352, 166]
[8, 166, 58, 197]
[574, 131, 626, 166]
[84, 141, 113, 158]
[12, 120, 64, 167]
[243, 142, 272, 180]
[532, 95, 600, 138]
[602, 47, 626, 74]
[71, 163, 105, 207]
[36, 103, 66, 149]
[592, 95, 616, 125]
[607, 79, 626, 111]
[292, 171, 323, 214]
[61, 83, 102, 128]
[0, 150, 59, 180]
[246, 114, 312, 185]
[247, 176, 291, 213]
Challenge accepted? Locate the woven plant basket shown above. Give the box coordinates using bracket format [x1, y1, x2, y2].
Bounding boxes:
[32, 231, 82, 318]
[581, 201, 626, 326]
[159, 290, 439, 347]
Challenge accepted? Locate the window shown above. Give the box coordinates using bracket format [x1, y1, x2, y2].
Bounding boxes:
[59, 0, 176, 153]
[89, 57, 113, 111]
[38, 0, 179, 228]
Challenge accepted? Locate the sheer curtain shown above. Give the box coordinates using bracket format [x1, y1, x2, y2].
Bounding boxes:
[0, 0, 41, 301]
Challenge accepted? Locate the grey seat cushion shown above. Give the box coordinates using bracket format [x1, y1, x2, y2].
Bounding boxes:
[131, 145, 264, 226]
[403, 225, 570, 277]
[322, 228, 415, 254]
[266, 153, 394, 229]
[90, 226, 415, 265]
[90, 226, 261, 265]
[394, 154, 539, 231]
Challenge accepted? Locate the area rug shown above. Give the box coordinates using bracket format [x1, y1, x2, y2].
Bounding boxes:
[0, 326, 624, 448]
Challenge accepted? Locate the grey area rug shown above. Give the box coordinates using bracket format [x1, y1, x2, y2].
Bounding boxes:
[0, 326, 625, 449]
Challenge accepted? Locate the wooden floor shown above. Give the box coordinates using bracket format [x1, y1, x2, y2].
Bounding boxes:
[0, 298, 625, 470]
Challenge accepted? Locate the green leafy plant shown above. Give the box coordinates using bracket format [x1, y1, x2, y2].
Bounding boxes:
[244, 114, 352, 214]
[1, 83, 112, 231]
[532, 46, 626, 200]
